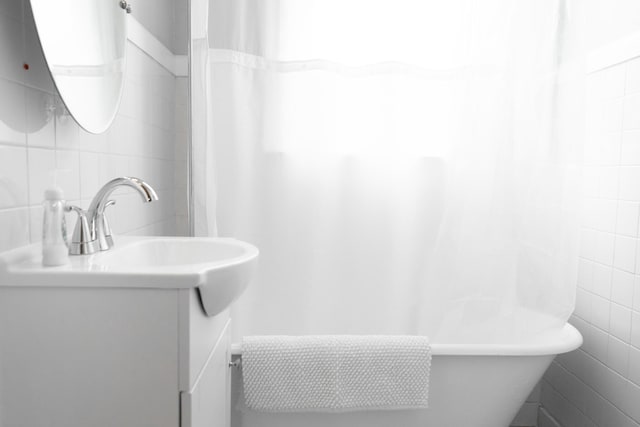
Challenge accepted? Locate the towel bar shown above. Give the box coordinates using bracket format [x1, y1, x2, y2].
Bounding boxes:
[228, 344, 242, 368]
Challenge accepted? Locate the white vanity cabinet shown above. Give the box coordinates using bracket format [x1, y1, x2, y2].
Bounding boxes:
[181, 324, 231, 427]
[0, 286, 232, 427]
[180, 289, 232, 427]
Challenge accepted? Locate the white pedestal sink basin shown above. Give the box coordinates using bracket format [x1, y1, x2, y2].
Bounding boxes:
[0, 236, 259, 317]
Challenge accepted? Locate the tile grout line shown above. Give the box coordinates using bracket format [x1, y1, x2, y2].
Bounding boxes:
[550, 357, 640, 427]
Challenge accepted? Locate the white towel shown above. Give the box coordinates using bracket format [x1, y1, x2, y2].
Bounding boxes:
[241, 335, 431, 412]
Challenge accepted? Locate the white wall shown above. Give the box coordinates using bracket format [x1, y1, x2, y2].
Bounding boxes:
[131, 0, 188, 54]
[0, 0, 183, 253]
[537, 2, 640, 426]
[540, 53, 640, 427]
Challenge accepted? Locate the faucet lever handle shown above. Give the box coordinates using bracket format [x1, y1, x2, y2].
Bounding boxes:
[66, 205, 97, 255]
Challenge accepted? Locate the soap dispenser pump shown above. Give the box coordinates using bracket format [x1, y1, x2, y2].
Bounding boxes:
[42, 186, 69, 266]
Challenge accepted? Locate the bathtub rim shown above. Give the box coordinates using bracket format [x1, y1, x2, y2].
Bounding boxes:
[230, 322, 582, 357]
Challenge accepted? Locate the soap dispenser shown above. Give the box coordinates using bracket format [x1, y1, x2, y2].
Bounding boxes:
[42, 186, 69, 266]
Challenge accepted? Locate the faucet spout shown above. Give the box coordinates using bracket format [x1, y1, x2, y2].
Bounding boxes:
[138, 180, 159, 203]
[89, 177, 158, 216]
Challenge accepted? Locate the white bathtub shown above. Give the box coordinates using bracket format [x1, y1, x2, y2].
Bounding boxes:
[229, 321, 582, 427]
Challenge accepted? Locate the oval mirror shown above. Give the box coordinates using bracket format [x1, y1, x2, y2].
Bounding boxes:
[29, 0, 128, 134]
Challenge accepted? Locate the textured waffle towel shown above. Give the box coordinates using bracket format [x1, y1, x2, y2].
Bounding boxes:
[241, 335, 431, 412]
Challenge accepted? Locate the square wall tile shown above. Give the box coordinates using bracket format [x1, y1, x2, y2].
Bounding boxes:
[79, 151, 100, 199]
[603, 99, 624, 132]
[629, 346, 640, 386]
[580, 352, 604, 392]
[619, 167, 640, 201]
[0, 145, 28, 208]
[596, 64, 627, 100]
[609, 303, 632, 342]
[592, 263, 612, 298]
[55, 150, 80, 202]
[580, 228, 598, 260]
[634, 275, 640, 312]
[600, 132, 622, 165]
[578, 258, 595, 292]
[613, 235, 637, 272]
[28, 204, 42, 243]
[26, 147, 55, 205]
[599, 363, 628, 408]
[624, 94, 640, 130]
[627, 57, 640, 95]
[623, 381, 640, 423]
[598, 166, 620, 199]
[78, 127, 108, 154]
[583, 166, 599, 197]
[632, 312, 640, 349]
[620, 136, 640, 166]
[591, 295, 612, 333]
[106, 115, 136, 156]
[594, 231, 616, 266]
[592, 198, 617, 232]
[611, 268, 634, 307]
[98, 154, 118, 185]
[616, 200, 640, 236]
[621, 129, 640, 160]
[575, 288, 591, 320]
[584, 135, 601, 165]
[0, 208, 29, 251]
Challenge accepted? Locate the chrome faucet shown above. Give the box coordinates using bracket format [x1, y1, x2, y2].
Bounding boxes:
[67, 177, 158, 255]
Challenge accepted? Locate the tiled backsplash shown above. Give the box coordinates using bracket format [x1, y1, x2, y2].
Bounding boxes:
[0, 1, 184, 253]
[540, 56, 640, 427]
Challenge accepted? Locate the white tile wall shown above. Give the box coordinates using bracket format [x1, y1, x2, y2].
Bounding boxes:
[541, 56, 640, 427]
[131, 0, 188, 55]
[0, 0, 185, 253]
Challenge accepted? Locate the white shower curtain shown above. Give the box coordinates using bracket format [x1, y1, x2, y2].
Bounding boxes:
[191, 0, 584, 342]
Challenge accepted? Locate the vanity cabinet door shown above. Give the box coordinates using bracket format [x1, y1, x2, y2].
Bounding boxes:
[181, 321, 231, 427]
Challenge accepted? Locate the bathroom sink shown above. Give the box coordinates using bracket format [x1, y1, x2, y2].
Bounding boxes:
[95, 238, 250, 268]
[0, 236, 259, 317]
